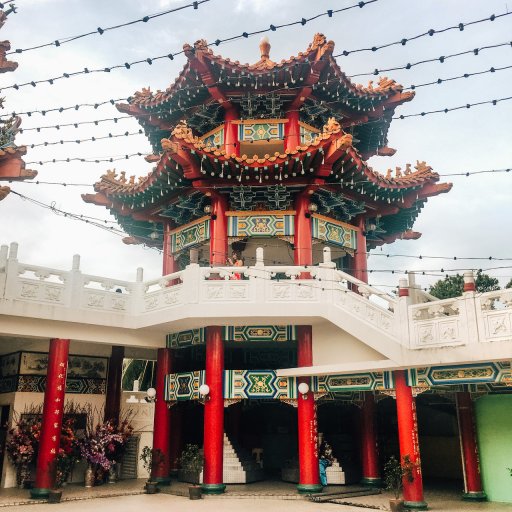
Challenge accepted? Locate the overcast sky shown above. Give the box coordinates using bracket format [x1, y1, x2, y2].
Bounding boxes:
[1, 0, 511, 292]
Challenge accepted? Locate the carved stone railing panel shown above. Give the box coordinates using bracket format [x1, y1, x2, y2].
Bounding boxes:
[409, 296, 467, 348]
[476, 289, 512, 342]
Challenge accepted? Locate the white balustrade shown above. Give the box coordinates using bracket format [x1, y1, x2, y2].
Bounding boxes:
[1, 242, 512, 353]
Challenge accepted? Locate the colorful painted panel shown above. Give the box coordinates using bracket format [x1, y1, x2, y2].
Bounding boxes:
[16, 375, 106, 394]
[316, 371, 394, 392]
[165, 370, 205, 401]
[170, 216, 210, 254]
[166, 329, 205, 349]
[167, 325, 297, 349]
[225, 325, 296, 342]
[19, 352, 107, 379]
[407, 361, 512, 387]
[227, 213, 294, 237]
[202, 127, 224, 148]
[300, 124, 319, 145]
[311, 214, 357, 250]
[0, 352, 20, 377]
[224, 370, 298, 399]
[239, 122, 284, 142]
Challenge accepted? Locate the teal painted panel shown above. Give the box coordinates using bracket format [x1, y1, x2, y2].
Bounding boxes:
[475, 395, 512, 503]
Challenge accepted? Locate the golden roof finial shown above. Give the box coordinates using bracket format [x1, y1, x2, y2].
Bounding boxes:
[259, 36, 270, 60]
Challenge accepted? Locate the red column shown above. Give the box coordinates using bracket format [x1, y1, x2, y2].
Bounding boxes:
[294, 192, 312, 266]
[224, 107, 239, 157]
[202, 326, 225, 494]
[209, 193, 228, 266]
[152, 348, 173, 484]
[353, 217, 368, 283]
[163, 221, 178, 275]
[360, 393, 381, 486]
[169, 405, 183, 476]
[296, 325, 322, 493]
[285, 109, 301, 152]
[104, 346, 124, 423]
[394, 370, 427, 509]
[456, 392, 486, 500]
[31, 339, 70, 498]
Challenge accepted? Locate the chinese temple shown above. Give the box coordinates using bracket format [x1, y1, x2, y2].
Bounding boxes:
[1, 33, 511, 508]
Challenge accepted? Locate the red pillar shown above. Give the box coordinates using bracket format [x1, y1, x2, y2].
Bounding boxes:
[202, 326, 225, 494]
[456, 392, 486, 500]
[104, 346, 124, 423]
[31, 338, 70, 498]
[152, 348, 173, 484]
[294, 192, 312, 266]
[394, 370, 427, 509]
[285, 109, 301, 152]
[224, 107, 239, 157]
[296, 325, 322, 493]
[169, 405, 183, 476]
[353, 216, 368, 283]
[163, 221, 178, 275]
[209, 193, 228, 266]
[360, 393, 381, 486]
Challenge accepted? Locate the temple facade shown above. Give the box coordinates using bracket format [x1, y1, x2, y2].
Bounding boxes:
[1, 35, 511, 506]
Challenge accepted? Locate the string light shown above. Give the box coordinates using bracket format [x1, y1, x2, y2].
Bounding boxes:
[0, 1, 378, 92]
[25, 152, 149, 165]
[6, 1, 210, 56]
[348, 40, 512, 78]
[26, 129, 144, 149]
[394, 94, 512, 120]
[335, 11, 511, 57]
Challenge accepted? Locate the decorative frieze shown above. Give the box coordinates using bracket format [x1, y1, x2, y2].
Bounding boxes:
[227, 211, 294, 237]
[169, 215, 210, 254]
[311, 214, 357, 251]
[166, 325, 297, 349]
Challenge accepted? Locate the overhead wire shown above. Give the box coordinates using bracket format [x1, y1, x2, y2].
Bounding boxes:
[333, 11, 511, 57]
[6, 0, 210, 56]
[0, 1, 379, 93]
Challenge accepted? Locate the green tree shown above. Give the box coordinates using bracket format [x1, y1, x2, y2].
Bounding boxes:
[506, 279, 512, 289]
[429, 270, 500, 299]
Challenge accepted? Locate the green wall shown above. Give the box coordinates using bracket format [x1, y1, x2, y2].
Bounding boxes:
[475, 395, 512, 503]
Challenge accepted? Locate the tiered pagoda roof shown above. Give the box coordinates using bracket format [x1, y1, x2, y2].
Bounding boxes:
[83, 34, 451, 249]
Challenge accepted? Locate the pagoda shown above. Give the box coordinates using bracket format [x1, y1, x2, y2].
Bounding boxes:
[83, 34, 451, 500]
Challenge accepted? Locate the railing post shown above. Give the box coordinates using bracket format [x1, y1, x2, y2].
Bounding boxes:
[130, 267, 145, 314]
[251, 247, 266, 302]
[5, 242, 19, 298]
[462, 271, 479, 345]
[318, 247, 336, 304]
[0, 244, 8, 297]
[398, 278, 412, 347]
[183, 260, 200, 305]
[68, 254, 83, 308]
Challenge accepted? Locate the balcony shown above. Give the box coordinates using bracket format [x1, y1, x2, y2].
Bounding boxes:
[1, 242, 511, 370]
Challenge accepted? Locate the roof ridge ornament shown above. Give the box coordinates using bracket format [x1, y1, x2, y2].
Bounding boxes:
[259, 36, 270, 60]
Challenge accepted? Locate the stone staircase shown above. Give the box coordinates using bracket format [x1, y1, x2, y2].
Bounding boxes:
[198, 433, 265, 484]
[281, 434, 346, 485]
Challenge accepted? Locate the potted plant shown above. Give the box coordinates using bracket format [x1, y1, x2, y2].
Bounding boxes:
[178, 444, 204, 500]
[140, 446, 164, 494]
[384, 455, 415, 512]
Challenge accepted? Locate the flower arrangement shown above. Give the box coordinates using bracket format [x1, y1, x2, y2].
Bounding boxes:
[80, 418, 133, 472]
[5, 415, 41, 486]
[54, 417, 81, 488]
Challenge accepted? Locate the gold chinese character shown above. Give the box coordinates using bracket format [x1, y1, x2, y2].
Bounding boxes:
[54, 410, 60, 415]
[50, 448, 56, 454]
[57, 385, 63, 391]
[52, 436, 57, 442]
[59, 362, 65, 367]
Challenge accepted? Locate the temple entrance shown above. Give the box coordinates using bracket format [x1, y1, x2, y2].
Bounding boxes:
[376, 394, 463, 488]
[226, 400, 297, 479]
